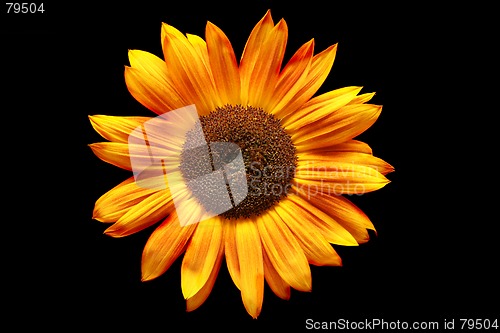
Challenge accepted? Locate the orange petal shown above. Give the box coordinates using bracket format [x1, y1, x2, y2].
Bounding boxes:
[224, 219, 241, 290]
[282, 193, 358, 246]
[89, 115, 150, 143]
[294, 160, 390, 195]
[160, 22, 185, 52]
[256, 210, 311, 292]
[273, 44, 337, 120]
[104, 189, 173, 238]
[162, 31, 220, 115]
[274, 205, 342, 266]
[293, 104, 382, 150]
[186, 228, 225, 312]
[124, 66, 181, 115]
[297, 139, 373, 155]
[181, 217, 224, 299]
[239, 10, 274, 106]
[283, 86, 363, 130]
[89, 142, 132, 170]
[296, 151, 394, 175]
[186, 33, 211, 71]
[309, 192, 376, 244]
[263, 249, 290, 300]
[141, 211, 197, 282]
[268, 39, 314, 115]
[236, 218, 264, 319]
[93, 177, 157, 223]
[206, 22, 241, 105]
[246, 19, 288, 109]
[347, 92, 376, 105]
[125, 50, 187, 114]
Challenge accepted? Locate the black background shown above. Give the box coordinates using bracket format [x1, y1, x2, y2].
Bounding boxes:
[2, 1, 497, 331]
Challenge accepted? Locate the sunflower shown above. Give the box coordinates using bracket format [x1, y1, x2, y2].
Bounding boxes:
[89, 10, 393, 319]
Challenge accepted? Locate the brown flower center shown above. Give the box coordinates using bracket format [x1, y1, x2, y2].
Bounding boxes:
[179, 105, 297, 219]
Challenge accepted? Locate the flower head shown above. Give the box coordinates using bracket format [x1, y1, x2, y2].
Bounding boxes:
[89, 10, 393, 318]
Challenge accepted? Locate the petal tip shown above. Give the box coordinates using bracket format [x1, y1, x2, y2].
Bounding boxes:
[140, 275, 152, 282]
[141, 265, 162, 282]
[276, 18, 288, 29]
[103, 226, 125, 238]
[328, 43, 339, 54]
[92, 210, 102, 221]
[206, 21, 215, 29]
[386, 163, 396, 174]
[88, 116, 100, 131]
[263, 9, 273, 24]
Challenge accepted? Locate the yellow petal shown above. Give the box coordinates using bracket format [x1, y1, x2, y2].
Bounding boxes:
[309, 192, 376, 244]
[293, 104, 382, 150]
[294, 161, 390, 195]
[224, 219, 241, 290]
[263, 249, 290, 300]
[186, 33, 210, 71]
[89, 142, 132, 170]
[206, 22, 241, 105]
[125, 50, 187, 114]
[163, 31, 220, 116]
[256, 210, 311, 292]
[347, 92, 376, 105]
[161, 22, 185, 51]
[128, 49, 166, 76]
[283, 86, 363, 130]
[274, 205, 342, 266]
[93, 177, 157, 223]
[297, 151, 394, 175]
[186, 228, 225, 312]
[141, 211, 197, 281]
[268, 39, 314, 115]
[236, 218, 264, 319]
[297, 139, 373, 155]
[181, 217, 223, 299]
[283, 193, 358, 246]
[273, 44, 337, 120]
[89, 115, 150, 143]
[239, 10, 274, 106]
[104, 189, 173, 237]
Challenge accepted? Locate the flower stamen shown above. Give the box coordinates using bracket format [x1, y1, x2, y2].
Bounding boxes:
[180, 105, 297, 219]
